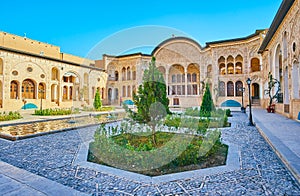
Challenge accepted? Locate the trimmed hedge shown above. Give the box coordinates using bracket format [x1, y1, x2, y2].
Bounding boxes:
[0, 111, 22, 121]
[34, 108, 79, 116]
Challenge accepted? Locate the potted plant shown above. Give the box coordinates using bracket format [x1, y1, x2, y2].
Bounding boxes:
[264, 72, 281, 113]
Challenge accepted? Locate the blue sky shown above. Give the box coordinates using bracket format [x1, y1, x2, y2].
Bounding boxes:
[0, 0, 282, 59]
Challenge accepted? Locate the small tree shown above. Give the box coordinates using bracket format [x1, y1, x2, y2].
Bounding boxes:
[265, 72, 281, 109]
[200, 83, 215, 117]
[129, 57, 171, 145]
[93, 89, 102, 110]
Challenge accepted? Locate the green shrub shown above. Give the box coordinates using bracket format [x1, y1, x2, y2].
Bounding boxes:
[88, 126, 227, 176]
[200, 83, 215, 117]
[225, 109, 231, 117]
[34, 108, 79, 116]
[0, 111, 22, 121]
[82, 106, 114, 112]
[93, 89, 102, 110]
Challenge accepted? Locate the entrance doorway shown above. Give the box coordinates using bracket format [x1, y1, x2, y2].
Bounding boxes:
[252, 83, 260, 99]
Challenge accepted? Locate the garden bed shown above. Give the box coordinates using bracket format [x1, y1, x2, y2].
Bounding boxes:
[88, 131, 228, 177]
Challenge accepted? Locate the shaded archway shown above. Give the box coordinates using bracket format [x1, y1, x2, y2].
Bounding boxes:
[252, 83, 260, 99]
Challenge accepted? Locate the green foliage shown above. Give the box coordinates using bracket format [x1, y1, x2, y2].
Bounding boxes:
[225, 109, 231, 117]
[200, 83, 215, 117]
[34, 108, 79, 116]
[0, 111, 22, 121]
[83, 106, 114, 112]
[130, 57, 171, 123]
[93, 89, 102, 110]
[88, 127, 228, 176]
[265, 72, 281, 107]
[185, 108, 201, 117]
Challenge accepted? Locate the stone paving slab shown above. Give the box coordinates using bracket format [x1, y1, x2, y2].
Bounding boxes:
[252, 108, 300, 183]
[0, 112, 299, 195]
[0, 161, 88, 196]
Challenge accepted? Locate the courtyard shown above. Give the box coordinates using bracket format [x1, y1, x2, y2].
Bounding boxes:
[0, 109, 299, 195]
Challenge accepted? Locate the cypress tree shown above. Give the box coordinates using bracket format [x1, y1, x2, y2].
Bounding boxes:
[93, 89, 102, 110]
[131, 57, 171, 145]
[200, 83, 215, 117]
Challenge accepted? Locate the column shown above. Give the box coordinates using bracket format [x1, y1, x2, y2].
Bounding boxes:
[166, 68, 169, 96]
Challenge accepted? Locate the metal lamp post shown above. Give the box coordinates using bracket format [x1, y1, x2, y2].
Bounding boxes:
[239, 87, 246, 113]
[246, 78, 254, 126]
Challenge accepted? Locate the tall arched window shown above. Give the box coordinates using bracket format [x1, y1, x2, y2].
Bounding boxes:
[122, 86, 126, 97]
[227, 56, 234, 74]
[122, 67, 126, 81]
[207, 65, 212, 78]
[10, 81, 19, 99]
[172, 75, 176, 83]
[192, 73, 197, 82]
[127, 67, 131, 80]
[177, 74, 181, 83]
[235, 81, 243, 96]
[115, 88, 119, 100]
[51, 67, 59, 80]
[235, 55, 243, 74]
[218, 56, 226, 75]
[63, 86, 68, 100]
[227, 63, 234, 74]
[38, 83, 46, 99]
[219, 81, 225, 97]
[69, 86, 73, 100]
[22, 79, 35, 99]
[127, 86, 131, 97]
[115, 71, 119, 81]
[101, 88, 105, 99]
[132, 71, 136, 80]
[227, 81, 234, 97]
[0, 58, 3, 75]
[187, 74, 191, 82]
[0, 81, 2, 108]
[84, 73, 88, 85]
[251, 58, 260, 72]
